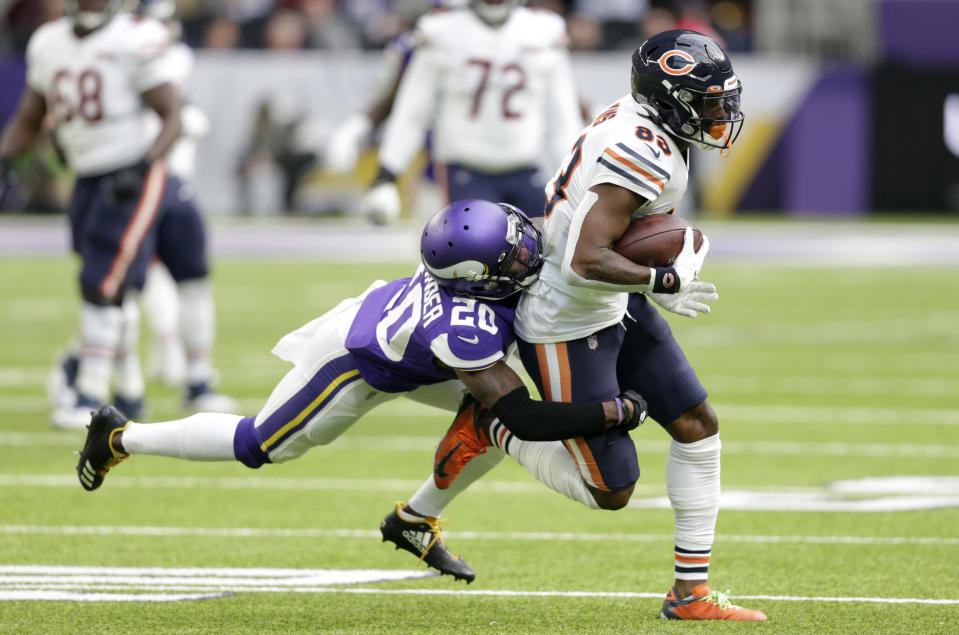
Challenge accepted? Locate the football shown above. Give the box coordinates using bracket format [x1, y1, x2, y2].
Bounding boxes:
[612, 214, 703, 268]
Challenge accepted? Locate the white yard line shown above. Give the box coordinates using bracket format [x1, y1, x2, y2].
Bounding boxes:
[3, 433, 959, 458]
[4, 394, 959, 424]
[2, 524, 958, 546]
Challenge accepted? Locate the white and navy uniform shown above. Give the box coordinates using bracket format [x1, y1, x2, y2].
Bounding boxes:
[25, 15, 202, 297]
[232, 266, 514, 467]
[27, 14, 173, 176]
[376, 6, 582, 216]
[513, 96, 707, 491]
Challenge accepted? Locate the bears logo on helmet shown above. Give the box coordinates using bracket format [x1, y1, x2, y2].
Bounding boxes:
[631, 29, 744, 151]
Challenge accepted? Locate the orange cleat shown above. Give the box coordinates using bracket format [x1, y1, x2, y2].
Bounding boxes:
[432, 394, 493, 489]
[660, 584, 767, 621]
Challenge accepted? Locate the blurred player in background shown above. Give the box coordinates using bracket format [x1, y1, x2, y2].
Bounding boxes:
[136, 0, 232, 408]
[75, 199, 647, 583]
[393, 30, 768, 620]
[359, 0, 583, 225]
[322, 12, 421, 177]
[0, 0, 232, 429]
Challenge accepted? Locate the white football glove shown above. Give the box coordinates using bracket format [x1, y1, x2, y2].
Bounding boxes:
[674, 226, 709, 286]
[647, 280, 718, 318]
[359, 180, 401, 225]
[324, 114, 372, 175]
[647, 227, 717, 318]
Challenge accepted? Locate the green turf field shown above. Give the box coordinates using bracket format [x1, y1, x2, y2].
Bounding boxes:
[1, 253, 958, 633]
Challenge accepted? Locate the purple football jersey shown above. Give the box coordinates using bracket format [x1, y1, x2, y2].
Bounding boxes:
[345, 265, 516, 392]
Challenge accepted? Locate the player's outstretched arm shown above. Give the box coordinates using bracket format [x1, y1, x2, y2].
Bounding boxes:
[455, 361, 646, 441]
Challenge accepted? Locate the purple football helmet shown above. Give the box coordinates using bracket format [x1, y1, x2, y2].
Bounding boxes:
[421, 199, 543, 300]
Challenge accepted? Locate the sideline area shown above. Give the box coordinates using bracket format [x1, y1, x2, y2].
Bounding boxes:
[1, 215, 958, 265]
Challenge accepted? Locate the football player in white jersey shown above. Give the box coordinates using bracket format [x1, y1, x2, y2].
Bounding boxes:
[0, 0, 229, 428]
[135, 0, 236, 414]
[359, 0, 583, 225]
[398, 30, 769, 620]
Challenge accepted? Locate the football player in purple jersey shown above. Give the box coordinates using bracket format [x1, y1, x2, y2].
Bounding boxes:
[75, 199, 647, 583]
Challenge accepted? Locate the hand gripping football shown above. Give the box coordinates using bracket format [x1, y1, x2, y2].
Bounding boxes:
[612, 214, 704, 268]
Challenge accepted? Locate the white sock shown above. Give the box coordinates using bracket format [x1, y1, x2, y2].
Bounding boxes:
[178, 278, 215, 386]
[76, 301, 124, 403]
[490, 419, 599, 509]
[667, 434, 721, 581]
[112, 295, 145, 401]
[121, 413, 242, 460]
[143, 262, 180, 346]
[406, 448, 505, 518]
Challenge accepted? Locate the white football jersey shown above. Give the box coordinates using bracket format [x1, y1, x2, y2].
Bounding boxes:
[378, 7, 582, 174]
[515, 95, 690, 343]
[26, 14, 176, 175]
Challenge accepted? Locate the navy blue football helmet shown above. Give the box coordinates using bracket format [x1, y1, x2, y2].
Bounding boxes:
[421, 199, 543, 300]
[631, 29, 744, 151]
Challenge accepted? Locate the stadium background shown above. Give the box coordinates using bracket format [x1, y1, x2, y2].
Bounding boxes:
[2, 0, 958, 220]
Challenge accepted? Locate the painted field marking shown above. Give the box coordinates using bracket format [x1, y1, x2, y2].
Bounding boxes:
[3, 525, 958, 546]
[0, 591, 232, 602]
[6, 472, 959, 513]
[4, 432, 959, 460]
[1, 566, 957, 605]
[2, 394, 959, 426]
[5, 362, 959, 397]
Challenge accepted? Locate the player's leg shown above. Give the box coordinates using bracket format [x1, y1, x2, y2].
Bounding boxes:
[616, 293, 765, 620]
[47, 184, 92, 413]
[380, 380, 499, 582]
[154, 179, 235, 411]
[513, 327, 639, 509]
[401, 381, 506, 517]
[111, 292, 146, 419]
[142, 259, 186, 386]
[53, 170, 165, 429]
[78, 305, 382, 489]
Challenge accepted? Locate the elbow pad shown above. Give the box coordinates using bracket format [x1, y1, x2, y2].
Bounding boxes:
[490, 386, 605, 441]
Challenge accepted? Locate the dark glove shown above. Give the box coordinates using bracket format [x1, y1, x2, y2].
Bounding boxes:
[614, 389, 648, 431]
[106, 160, 150, 205]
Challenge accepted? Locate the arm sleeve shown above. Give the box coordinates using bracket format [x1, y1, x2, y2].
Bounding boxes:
[376, 43, 438, 175]
[490, 386, 605, 441]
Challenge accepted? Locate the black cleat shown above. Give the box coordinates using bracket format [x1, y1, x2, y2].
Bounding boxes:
[380, 502, 476, 583]
[76, 405, 131, 491]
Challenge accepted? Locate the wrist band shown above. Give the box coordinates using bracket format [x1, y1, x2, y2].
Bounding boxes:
[613, 397, 624, 424]
[652, 267, 680, 294]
